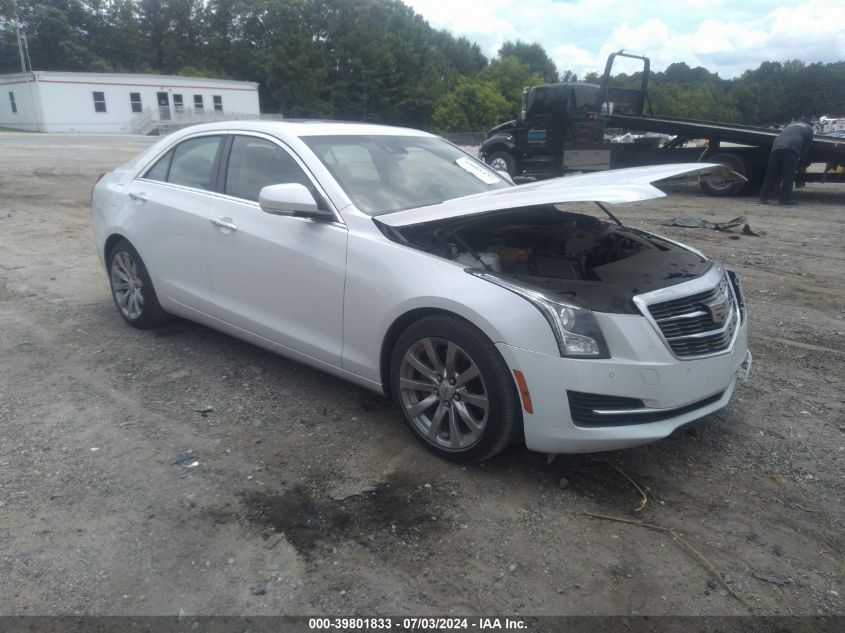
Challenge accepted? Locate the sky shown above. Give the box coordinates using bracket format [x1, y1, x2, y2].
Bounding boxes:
[403, 0, 845, 79]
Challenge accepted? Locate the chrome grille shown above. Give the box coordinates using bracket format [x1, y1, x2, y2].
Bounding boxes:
[645, 275, 738, 358]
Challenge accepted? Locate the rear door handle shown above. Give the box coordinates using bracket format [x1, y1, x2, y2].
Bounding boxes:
[129, 191, 148, 202]
[210, 217, 238, 231]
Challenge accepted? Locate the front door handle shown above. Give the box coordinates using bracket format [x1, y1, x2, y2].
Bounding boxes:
[129, 191, 148, 202]
[210, 217, 238, 231]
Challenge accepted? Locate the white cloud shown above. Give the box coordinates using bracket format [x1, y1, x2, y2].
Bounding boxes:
[611, 18, 671, 54]
[403, 0, 845, 78]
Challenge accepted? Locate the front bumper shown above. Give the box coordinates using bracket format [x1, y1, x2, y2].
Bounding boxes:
[497, 314, 750, 454]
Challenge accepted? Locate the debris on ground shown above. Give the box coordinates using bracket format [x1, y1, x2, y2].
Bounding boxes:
[250, 582, 268, 596]
[753, 572, 791, 586]
[174, 452, 200, 469]
[660, 215, 765, 238]
[662, 215, 746, 230]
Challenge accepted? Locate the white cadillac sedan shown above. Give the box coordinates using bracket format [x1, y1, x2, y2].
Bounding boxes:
[92, 121, 751, 462]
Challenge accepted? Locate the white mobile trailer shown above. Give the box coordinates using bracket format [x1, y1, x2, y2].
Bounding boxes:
[0, 71, 260, 134]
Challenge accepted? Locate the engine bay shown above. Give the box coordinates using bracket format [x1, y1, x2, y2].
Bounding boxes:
[397, 206, 674, 281]
[383, 204, 712, 313]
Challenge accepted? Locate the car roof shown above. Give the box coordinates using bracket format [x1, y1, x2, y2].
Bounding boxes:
[166, 119, 433, 139]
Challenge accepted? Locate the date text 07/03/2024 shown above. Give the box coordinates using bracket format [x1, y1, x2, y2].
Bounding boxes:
[307, 617, 527, 630]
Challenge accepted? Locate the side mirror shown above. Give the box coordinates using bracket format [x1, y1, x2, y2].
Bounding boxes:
[259, 183, 326, 217]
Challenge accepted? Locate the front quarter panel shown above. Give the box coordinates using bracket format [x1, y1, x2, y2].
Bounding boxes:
[341, 221, 559, 387]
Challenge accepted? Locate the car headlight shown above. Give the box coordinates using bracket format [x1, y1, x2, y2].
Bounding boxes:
[727, 269, 746, 323]
[468, 271, 609, 358]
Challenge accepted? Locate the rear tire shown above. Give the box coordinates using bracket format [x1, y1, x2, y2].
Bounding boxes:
[108, 239, 170, 329]
[486, 151, 517, 177]
[390, 314, 521, 463]
[700, 152, 749, 196]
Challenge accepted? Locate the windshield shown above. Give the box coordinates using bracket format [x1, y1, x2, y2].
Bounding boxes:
[301, 135, 510, 215]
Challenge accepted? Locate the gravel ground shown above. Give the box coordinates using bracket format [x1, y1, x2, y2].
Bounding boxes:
[0, 132, 842, 617]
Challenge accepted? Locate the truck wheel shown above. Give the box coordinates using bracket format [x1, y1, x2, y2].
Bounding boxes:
[486, 151, 517, 177]
[700, 153, 749, 196]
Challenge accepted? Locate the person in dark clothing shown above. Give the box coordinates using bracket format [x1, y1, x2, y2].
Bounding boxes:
[759, 122, 814, 204]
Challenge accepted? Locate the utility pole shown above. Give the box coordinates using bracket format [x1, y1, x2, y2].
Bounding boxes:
[12, 0, 29, 73]
[14, 19, 27, 72]
[21, 30, 32, 71]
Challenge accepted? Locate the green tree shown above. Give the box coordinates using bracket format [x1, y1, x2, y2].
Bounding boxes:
[431, 76, 510, 132]
[650, 82, 740, 122]
[14, 0, 108, 71]
[87, 0, 142, 72]
[498, 40, 557, 82]
[730, 81, 761, 124]
[479, 56, 544, 118]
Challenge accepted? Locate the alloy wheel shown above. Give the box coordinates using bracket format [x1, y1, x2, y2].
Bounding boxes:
[110, 251, 144, 320]
[398, 337, 489, 450]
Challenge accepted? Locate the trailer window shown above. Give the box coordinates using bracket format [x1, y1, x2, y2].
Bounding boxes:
[129, 92, 142, 113]
[93, 91, 107, 113]
[213, 95, 223, 112]
[8, 92, 16, 114]
[174, 94, 184, 112]
[194, 95, 204, 112]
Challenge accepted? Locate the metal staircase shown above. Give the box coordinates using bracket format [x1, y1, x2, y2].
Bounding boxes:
[129, 108, 283, 135]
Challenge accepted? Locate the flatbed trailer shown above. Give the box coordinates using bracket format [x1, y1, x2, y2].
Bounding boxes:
[607, 112, 845, 188]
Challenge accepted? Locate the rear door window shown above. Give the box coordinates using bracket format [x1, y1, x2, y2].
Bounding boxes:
[168, 136, 221, 190]
[144, 150, 173, 182]
[143, 135, 222, 190]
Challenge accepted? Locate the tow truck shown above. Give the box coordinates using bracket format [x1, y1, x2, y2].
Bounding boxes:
[480, 51, 845, 195]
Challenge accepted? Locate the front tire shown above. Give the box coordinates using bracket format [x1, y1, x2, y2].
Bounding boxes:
[390, 315, 521, 463]
[108, 239, 170, 329]
[486, 150, 517, 177]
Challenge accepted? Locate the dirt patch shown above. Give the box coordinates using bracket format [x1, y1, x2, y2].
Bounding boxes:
[240, 472, 442, 555]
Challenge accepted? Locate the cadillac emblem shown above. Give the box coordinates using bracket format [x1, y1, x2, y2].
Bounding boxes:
[706, 296, 729, 325]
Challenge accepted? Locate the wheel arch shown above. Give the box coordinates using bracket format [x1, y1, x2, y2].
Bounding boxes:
[480, 133, 520, 163]
[480, 133, 518, 154]
[104, 232, 132, 265]
[380, 307, 451, 399]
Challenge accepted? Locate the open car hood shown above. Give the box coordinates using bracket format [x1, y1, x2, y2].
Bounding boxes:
[375, 163, 741, 228]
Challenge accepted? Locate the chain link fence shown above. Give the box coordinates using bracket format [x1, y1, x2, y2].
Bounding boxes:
[442, 132, 486, 147]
